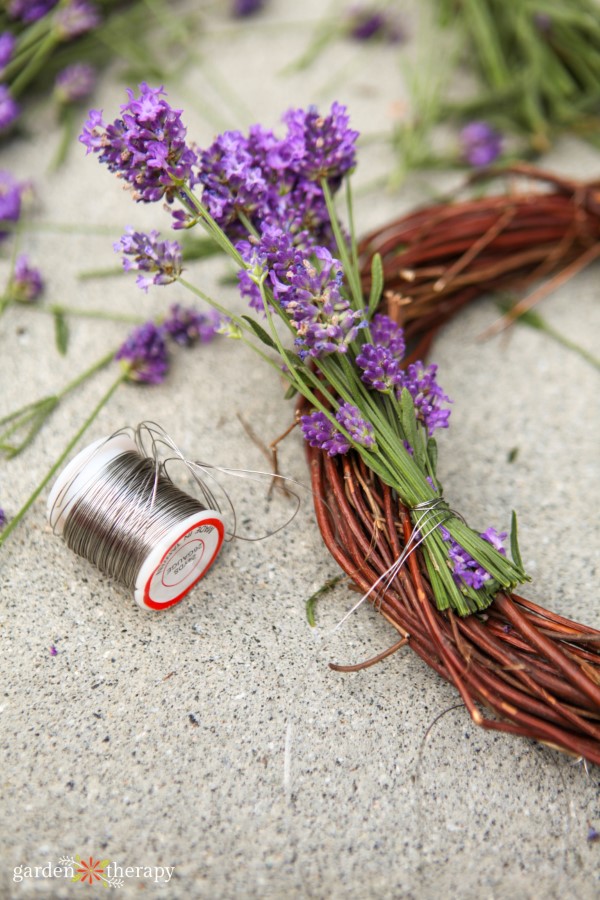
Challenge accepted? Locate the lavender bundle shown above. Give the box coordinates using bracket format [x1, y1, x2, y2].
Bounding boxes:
[79, 83, 527, 617]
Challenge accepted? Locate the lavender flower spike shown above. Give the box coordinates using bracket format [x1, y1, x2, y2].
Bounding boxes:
[440, 526, 507, 590]
[301, 403, 376, 456]
[54, 63, 96, 104]
[9, 255, 44, 302]
[115, 228, 182, 292]
[300, 410, 350, 456]
[115, 322, 169, 384]
[80, 83, 198, 203]
[336, 402, 376, 448]
[55, 0, 101, 40]
[162, 305, 222, 347]
[8, 0, 57, 22]
[0, 508, 7, 530]
[400, 362, 451, 436]
[284, 102, 359, 183]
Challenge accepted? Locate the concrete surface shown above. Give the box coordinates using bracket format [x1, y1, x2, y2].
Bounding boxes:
[1, 2, 599, 898]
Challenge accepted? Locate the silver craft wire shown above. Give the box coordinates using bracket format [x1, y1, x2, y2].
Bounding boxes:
[131, 421, 308, 544]
[331, 497, 459, 632]
[60, 450, 206, 590]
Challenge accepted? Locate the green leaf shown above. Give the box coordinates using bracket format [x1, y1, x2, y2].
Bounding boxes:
[399, 387, 419, 457]
[510, 510, 524, 571]
[367, 253, 384, 318]
[53, 309, 69, 355]
[284, 383, 298, 400]
[426, 437, 438, 476]
[305, 574, 344, 626]
[241, 316, 277, 350]
[0, 396, 59, 458]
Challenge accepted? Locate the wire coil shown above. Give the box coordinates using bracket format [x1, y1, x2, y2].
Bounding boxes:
[47, 425, 225, 611]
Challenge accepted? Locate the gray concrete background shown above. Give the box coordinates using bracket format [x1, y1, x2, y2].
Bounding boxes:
[1, 2, 599, 898]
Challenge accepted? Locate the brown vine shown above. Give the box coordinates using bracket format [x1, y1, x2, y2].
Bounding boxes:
[302, 165, 600, 765]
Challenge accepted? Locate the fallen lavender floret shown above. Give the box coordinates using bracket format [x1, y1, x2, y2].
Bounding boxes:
[460, 121, 502, 168]
[0, 170, 23, 236]
[115, 322, 169, 384]
[9, 254, 43, 302]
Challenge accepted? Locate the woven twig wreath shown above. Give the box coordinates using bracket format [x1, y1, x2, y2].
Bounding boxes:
[301, 165, 600, 765]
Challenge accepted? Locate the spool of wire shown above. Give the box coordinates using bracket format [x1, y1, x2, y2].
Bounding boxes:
[47, 427, 225, 611]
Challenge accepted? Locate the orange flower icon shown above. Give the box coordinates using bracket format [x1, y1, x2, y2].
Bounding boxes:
[74, 856, 106, 885]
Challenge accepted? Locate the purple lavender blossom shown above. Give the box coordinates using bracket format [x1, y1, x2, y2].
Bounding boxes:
[115, 322, 169, 384]
[336, 401, 376, 448]
[283, 248, 366, 358]
[162, 304, 221, 346]
[54, 63, 96, 104]
[440, 526, 507, 590]
[238, 229, 365, 356]
[198, 102, 356, 244]
[114, 227, 182, 291]
[370, 312, 406, 359]
[9, 255, 44, 302]
[231, 0, 265, 16]
[80, 83, 198, 203]
[0, 33, 16, 70]
[55, 0, 100, 39]
[356, 343, 403, 393]
[0, 170, 22, 235]
[0, 85, 20, 131]
[0, 508, 7, 530]
[237, 225, 306, 311]
[283, 103, 358, 183]
[301, 402, 375, 455]
[400, 362, 451, 436]
[480, 527, 508, 556]
[460, 121, 502, 168]
[587, 825, 600, 843]
[198, 129, 271, 234]
[301, 410, 350, 456]
[347, 6, 405, 43]
[8, 0, 57, 22]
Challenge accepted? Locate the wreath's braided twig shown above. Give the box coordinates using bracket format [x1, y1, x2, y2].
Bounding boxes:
[303, 165, 600, 764]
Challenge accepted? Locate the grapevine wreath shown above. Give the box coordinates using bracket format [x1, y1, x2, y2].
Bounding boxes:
[303, 165, 600, 765]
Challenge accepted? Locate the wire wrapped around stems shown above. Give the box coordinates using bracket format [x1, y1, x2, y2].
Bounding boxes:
[302, 165, 600, 764]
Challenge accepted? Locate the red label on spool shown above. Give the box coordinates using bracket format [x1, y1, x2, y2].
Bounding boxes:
[143, 517, 225, 610]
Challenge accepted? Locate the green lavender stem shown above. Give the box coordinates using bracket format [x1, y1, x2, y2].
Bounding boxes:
[0, 349, 116, 457]
[0, 371, 125, 549]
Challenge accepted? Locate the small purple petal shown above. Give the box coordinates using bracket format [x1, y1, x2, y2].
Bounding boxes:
[460, 121, 502, 168]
